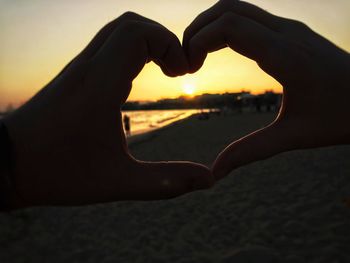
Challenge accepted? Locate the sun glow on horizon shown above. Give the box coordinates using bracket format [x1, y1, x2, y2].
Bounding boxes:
[183, 83, 196, 96]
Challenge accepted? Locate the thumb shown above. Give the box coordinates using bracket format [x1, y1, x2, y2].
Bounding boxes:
[212, 122, 292, 180]
[126, 161, 214, 200]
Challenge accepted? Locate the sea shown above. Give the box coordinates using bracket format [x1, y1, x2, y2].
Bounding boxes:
[121, 109, 203, 136]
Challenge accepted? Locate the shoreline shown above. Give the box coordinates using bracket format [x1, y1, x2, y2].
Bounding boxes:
[126, 113, 200, 146]
[122, 109, 202, 138]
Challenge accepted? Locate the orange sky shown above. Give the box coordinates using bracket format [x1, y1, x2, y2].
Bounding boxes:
[1, 0, 349, 110]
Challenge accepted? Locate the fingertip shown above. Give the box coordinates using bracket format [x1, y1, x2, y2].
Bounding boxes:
[187, 39, 207, 73]
[212, 159, 231, 181]
[213, 166, 230, 181]
[161, 67, 178, 77]
[162, 38, 189, 77]
[164, 161, 214, 193]
[190, 164, 215, 190]
[176, 53, 190, 76]
[139, 161, 214, 199]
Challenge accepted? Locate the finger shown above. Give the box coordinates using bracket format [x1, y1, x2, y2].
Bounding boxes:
[119, 161, 215, 200]
[76, 12, 163, 62]
[144, 25, 189, 77]
[90, 19, 188, 100]
[212, 122, 292, 180]
[187, 12, 282, 73]
[183, 0, 287, 49]
[55, 12, 164, 78]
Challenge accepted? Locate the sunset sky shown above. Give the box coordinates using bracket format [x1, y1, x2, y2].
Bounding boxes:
[1, 0, 349, 110]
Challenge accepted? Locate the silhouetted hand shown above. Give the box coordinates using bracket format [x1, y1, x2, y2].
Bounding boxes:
[3, 13, 213, 208]
[183, 0, 350, 179]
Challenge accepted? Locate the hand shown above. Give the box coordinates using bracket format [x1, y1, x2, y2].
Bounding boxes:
[183, 0, 350, 179]
[3, 13, 213, 208]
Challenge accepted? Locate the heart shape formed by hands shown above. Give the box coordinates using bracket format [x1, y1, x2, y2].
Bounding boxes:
[3, 0, 349, 209]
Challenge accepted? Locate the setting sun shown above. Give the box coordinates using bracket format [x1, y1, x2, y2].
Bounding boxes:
[183, 83, 196, 96]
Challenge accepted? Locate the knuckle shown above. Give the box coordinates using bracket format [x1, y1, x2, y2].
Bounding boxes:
[148, 23, 172, 42]
[286, 19, 310, 32]
[193, 10, 208, 25]
[219, 0, 234, 9]
[153, 24, 176, 42]
[120, 11, 139, 20]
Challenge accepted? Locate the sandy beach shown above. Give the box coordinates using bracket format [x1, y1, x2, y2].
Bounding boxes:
[128, 112, 278, 165]
[1, 112, 350, 263]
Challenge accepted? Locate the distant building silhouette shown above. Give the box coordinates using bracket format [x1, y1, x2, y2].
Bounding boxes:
[121, 91, 282, 113]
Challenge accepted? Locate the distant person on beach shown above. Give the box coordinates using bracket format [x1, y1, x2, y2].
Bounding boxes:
[253, 96, 262, 113]
[1, 0, 349, 210]
[123, 114, 131, 137]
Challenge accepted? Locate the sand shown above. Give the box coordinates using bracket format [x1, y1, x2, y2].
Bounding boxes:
[1, 112, 350, 263]
[128, 112, 278, 165]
